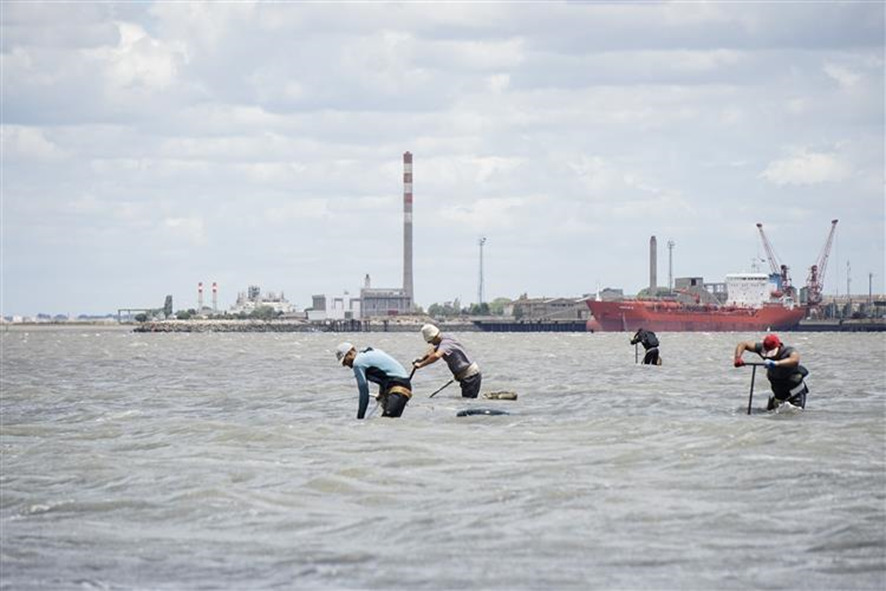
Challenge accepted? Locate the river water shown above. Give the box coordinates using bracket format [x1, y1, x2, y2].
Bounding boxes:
[1, 327, 884, 590]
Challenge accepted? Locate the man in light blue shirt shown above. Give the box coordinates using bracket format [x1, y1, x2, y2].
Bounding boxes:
[336, 342, 412, 419]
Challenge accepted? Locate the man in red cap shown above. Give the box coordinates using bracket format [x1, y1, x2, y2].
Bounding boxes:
[734, 334, 809, 410]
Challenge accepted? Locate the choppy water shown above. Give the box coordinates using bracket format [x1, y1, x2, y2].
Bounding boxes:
[1, 327, 884, 590]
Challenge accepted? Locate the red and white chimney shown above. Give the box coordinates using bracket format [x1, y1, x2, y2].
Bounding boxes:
[197, 282, 204, 310]
[403, 151, 414, 306]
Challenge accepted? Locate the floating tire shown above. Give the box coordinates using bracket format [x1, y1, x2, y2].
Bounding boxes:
[456, 408, 510, 417]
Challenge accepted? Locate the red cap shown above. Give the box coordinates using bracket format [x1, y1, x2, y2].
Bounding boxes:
[762, 334, 781, 351]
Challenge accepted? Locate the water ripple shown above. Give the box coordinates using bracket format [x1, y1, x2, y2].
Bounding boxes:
[1, 329, 884, 589]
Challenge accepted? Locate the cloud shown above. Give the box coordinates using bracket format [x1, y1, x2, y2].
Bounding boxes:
[439, 195, 545, 230]
[823, 62, 862, 89]
[761, 150, 852, 186]
[264, 199, 331, 223]
[97, 22, 187, 91]
[161, 216, 206, 246]
[1, 126, 67, 160]
[1, 2, 882, 315]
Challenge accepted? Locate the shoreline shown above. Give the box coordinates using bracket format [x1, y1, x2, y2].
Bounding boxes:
[4, 318, 883, 333]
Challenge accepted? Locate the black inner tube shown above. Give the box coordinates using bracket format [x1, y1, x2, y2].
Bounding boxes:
[456, 408, 510, 417]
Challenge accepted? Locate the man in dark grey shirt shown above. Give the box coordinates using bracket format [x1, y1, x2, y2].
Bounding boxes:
[734, 333, 809, 410]
[413, 324, 482, 398]
[630, 327, 660, 365]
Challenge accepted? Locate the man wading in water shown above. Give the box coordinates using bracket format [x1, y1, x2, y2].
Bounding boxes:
[412, 324, 482, 398]
[734, 333, 809, 410]
[630, 328, 661, 365]
[336, 342, 412, 418]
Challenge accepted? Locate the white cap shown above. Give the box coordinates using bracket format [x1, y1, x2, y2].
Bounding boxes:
[335, 342, 354, 365]
[421, 324, 440, 343]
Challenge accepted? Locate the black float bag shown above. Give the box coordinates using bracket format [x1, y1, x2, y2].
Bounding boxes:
[644, 332, 659, 348]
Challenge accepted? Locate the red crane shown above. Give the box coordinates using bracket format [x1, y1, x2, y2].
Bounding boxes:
[756, 222, 793, 298]
[806, 219, 839, 309]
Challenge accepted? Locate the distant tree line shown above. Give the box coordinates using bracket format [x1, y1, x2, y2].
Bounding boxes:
[426, 297, 511, 319]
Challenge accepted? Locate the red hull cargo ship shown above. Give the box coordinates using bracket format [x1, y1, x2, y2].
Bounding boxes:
[586, 273, 806, 332]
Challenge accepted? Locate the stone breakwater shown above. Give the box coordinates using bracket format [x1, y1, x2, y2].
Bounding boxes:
[131, 319, 481, 333]
[133, 320, 317, 333]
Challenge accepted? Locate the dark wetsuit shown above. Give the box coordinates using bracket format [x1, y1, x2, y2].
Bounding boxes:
[630, 329, 660, 365]
[351, 348, 412, 418]
[752, 342, 809, 409]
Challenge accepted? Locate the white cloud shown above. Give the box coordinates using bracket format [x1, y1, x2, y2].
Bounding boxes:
[149, 2, 256, 54]
[761, 150, 852, 186]
[823, 62, 862, 89]
[1, 126, 67, 160]
[97, 22, 187, 91]
[161, 216, 206, 246]
[488, 74, 511, 93]
[340, 30, 432, 96]
[785, 97, 809, 115]
[439, 196, 544, 230]
[429, 38, 526, 71]
[1, 2, 882, 315]
[264, 200, 330, 223]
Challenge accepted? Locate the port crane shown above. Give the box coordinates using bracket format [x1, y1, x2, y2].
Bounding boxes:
[756, 222, 795, 299]
[806, 219, 839, 311]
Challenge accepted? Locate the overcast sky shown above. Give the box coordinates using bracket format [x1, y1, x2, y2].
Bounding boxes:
[2, 1, 883, 316]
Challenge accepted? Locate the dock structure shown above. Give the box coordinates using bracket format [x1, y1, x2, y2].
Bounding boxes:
[326, 319, 372, 332]
[793, 319, 886, 332]
[475, 320, 589, 333]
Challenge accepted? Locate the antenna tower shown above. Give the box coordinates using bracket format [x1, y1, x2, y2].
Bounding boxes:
[478, 237, 487, 305]
[667, 240, 675, 292]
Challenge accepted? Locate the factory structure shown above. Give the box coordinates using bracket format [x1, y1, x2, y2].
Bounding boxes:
[358, 151, 416, 317]
[196, 282, 220, 313]
[230, 285, 294, 315]
[309, 151, 416, 321]
[103, 154, 880, 331]
[172, 153, 417, 324]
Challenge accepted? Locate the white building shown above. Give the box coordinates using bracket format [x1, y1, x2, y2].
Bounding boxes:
[725, 273, 770, 307]
[230, 286, 295, 315]
[307, 293, 361, 321]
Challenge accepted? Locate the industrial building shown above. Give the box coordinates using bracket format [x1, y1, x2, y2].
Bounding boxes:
[307, 293, 360, 321]
[230, 285, 294, 315]
[510, 296, 590, 321]
[306, 152, 416, 319]
[357, 151, 415, 317]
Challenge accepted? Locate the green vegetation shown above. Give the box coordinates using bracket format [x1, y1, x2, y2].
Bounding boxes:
[427, 302, 462, 318]
[488, 297, 512, 315]
[467, 302, 491, 315]
[249, 305, 282, 320]
[427, 298, 511, 319]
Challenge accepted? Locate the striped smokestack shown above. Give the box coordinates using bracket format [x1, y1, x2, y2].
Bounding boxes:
[403, 151, 414, 306]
